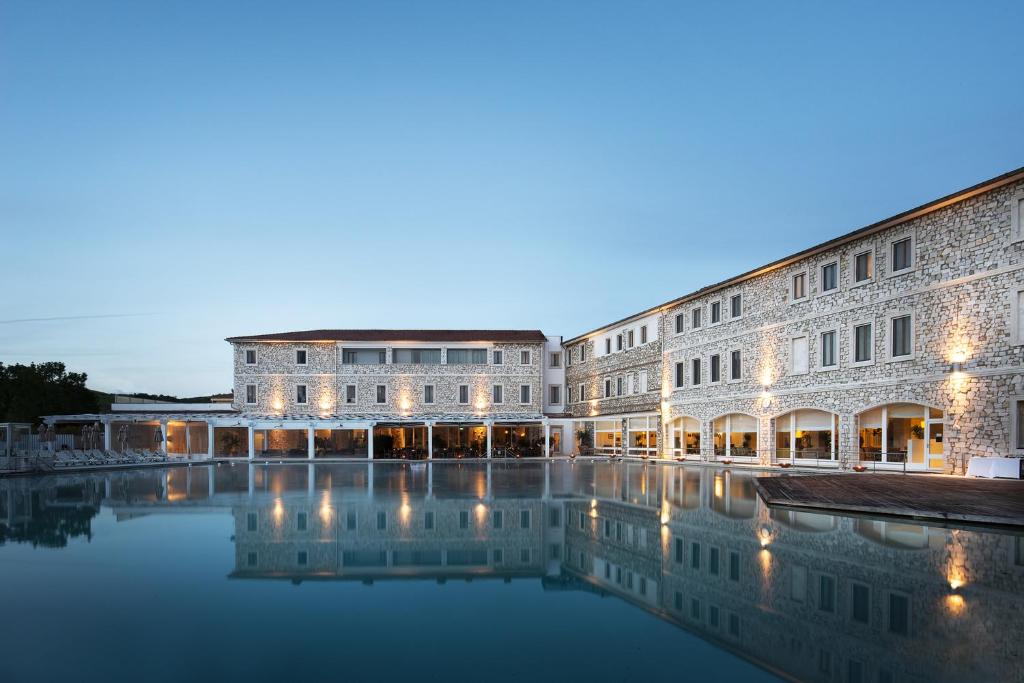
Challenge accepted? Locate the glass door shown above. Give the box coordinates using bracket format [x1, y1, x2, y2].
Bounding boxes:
[925, 420, 945, 470]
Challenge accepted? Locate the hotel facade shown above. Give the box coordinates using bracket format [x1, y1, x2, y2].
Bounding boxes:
[44, 166, 1024, 472]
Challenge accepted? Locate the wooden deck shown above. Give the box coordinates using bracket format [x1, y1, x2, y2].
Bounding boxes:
[754, 473, 1024, 528]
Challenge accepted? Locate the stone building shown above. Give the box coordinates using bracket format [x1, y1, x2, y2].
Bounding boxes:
[564, 166, 1024, 472]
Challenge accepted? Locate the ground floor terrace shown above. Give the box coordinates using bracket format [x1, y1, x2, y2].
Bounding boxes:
[41, 412, 570, 461]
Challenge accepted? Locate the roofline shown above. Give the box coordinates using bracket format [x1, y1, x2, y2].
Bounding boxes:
[224, 329, 548, 343]
[564, 165, 1024, 344]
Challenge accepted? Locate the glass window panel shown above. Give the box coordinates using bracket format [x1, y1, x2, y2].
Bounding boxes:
[821, 262, 837, 291]
[892, 315, 911, 357]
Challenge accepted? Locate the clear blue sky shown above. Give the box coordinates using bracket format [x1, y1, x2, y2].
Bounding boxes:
[2, 0, 1022, 396]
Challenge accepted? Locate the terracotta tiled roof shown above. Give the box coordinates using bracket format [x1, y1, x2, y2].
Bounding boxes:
[225, 329, 548, 344]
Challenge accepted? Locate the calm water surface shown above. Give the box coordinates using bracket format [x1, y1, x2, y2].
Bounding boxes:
[0, 461, 1020, 683]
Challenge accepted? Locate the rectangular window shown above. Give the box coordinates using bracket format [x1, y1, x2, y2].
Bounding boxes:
[791, 565, 807, 602]
[675, 362, 685, 388]
[690, 598, 701, 620]
[675, 314, 685, 334]
[1017, 400, 1024, 450]
[458, 385, 469, 404]
[728, 551, 740, 581]
[711, 301, 721, 324]
[605, 338, 611, 354]
[423, 384, 435, 404]
[819, 575, 836, 613]
[459, 510, 469, 529]
[297, 551, 307, 566]
[549, 352, 561, 367]
[492, 510, 503, 529]
[891, 236, 912, 272]
[520, 510, 531, 529]
[888, 593, 909, 635]
[520, 548, 531, 563]
[692, 307, 702, 329]
[493, 349, 503, 365]
[791, 336, 809, 374]
[549, 385, 561, 404]
[424, 511, 434, 530]
[692, 358, 701, 386]
[604, 378, 612, 397]
[493, 384, 503, 404]
[376, 511, 387, 530]
[854, 250, 873, 283]
[616, 376, 623, 396]
[578, 384, 586, 402]
[639, 370, 648, 393]
[521, 350, 531, 365]
[245, 349, 257, 365]
[295, 349, 307, 365]
[297, 512, 307, 531]
[821, 331, 837, 368]
[730, 294, 742, 318]
[792, 272, 807, 300]
[247, 551, 257, 567]
[447, 349, 487, 364]
[708, 546, 719, 575]
[674, 538, 684, 563]
[821, 262, 838, 292]
[710, 354, 721, 383]
[854, 323, 873, 363]
[295, 384, 308, 404]
[375, 385, 387, 404]
[851, 583, 870, 624]
[730, 350, 742, 380]
[346, 511, 357, 530]
[345, 384, 356, 404]
[520, 385, 531, 404]
[616, 334, 623, 351]
[245, 384, 257, 405]
[627, 330, 634, 348]
[548, 507, 561, 527]
[392, 348, 442, 364]
[708, 605, 719, 628]
[891, 314, 912, 358]
[640, 325, 648, 343]
[342, 348, 386, 364]
[247, 512, 257, 531]
[690, 542, 701, 569]
[580, 346, 586, 362]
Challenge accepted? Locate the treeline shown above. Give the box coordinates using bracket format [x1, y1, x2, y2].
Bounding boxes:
[0, 362, 101, 425]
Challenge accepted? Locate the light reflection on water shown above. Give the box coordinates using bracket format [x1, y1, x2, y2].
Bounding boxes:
[0, 461, 1021, 683]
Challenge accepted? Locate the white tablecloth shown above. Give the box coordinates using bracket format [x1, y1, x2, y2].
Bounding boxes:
[967, 457, 1021, 479]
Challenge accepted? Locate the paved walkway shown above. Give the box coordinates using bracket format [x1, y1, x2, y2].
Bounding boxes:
[755, 473, 1024, 528]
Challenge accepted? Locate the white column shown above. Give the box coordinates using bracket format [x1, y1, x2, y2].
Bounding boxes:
[367, 423, 375, 460]
[103, 421, 112, 451]
[307, 426, 315, 460]
[207, 423, 215, 459]
[159, 420, 168, 455]
[427, 422, 433, 460]
[247, 425, 255, 461]
[544, 421, 551, 458]
[486, 421, 493, 458]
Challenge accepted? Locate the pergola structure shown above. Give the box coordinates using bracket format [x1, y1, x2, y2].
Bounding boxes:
[43, 412, 556, 460]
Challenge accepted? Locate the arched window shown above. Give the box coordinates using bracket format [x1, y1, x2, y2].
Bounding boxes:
[668, 416, 701, 457]
[712, 413, 758, 459]
[775, 410, 839, 463]
[857, 403, 944, 470]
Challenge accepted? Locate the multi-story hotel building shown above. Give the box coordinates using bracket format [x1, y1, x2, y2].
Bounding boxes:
[566, 166, 1024, 473]
[43, 165, 1024, 471]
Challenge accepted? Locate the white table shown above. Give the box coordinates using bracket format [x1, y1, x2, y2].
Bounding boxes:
[967, 457, 1021, 479]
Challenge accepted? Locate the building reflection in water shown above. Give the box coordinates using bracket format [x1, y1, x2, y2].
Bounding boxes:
[2, 461, 1022, 683]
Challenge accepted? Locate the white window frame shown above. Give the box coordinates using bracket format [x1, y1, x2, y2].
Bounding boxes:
[886, 310, 915, 362]
[520, 350, 531, 365]
[638, 370, 649, 393]
[851, 246, 875, 287]
[578, 383, 586, 402]
[375, 384, 387, 404]
[1011, 395, 1024, 455]
[295, 348, 308, 366]
[423, 384, 435, 405]
[1010, 286, 1024, 346]
[691, 306, 703, 330]
[493, 384, 504, 405]
[519, 384, 531, 405]
[789, 334, 810, 376]
[244, 348, 257, 366]
[850, 318, 876, 367]
[789, 268, 809, 304]
[616, 333, 623, 351]
[1012, 191, 1024, 244]
[709, 300, 722, 326]
[727, 348, 743, 383]
[886, 231, 916, 278]
[458, 384, 470, 405]
[245, 383, 258, 405]
[549, 351, 561, 368]
[675, 313, 685, 335]
[616, 376, 623, 396]
[344, 384, 357, 404]
[548, 384, 561, 405]
[674, 362, 686, 389]
[709, 353, 721, 384]
[640, 325, 648, 343]
[729, 293, 743, 320]
[295, 384, 309, 405]
[493, 349, 504, 365]
[819, 260, 839, 296]
[816, 327, 839, 372]
[604, 378, 613, 398]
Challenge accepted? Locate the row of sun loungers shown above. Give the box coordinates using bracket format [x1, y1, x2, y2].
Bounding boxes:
[50, 449, 174, 469]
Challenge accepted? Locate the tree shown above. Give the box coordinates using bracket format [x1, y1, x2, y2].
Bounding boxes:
[0, 362, 100, 425]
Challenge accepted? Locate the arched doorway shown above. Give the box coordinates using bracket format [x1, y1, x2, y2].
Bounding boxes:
[857, 403, 945, 470]
[668, 416, 701, 458]
[712, 413, 759, 460]
[774, 409, 839, 464]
